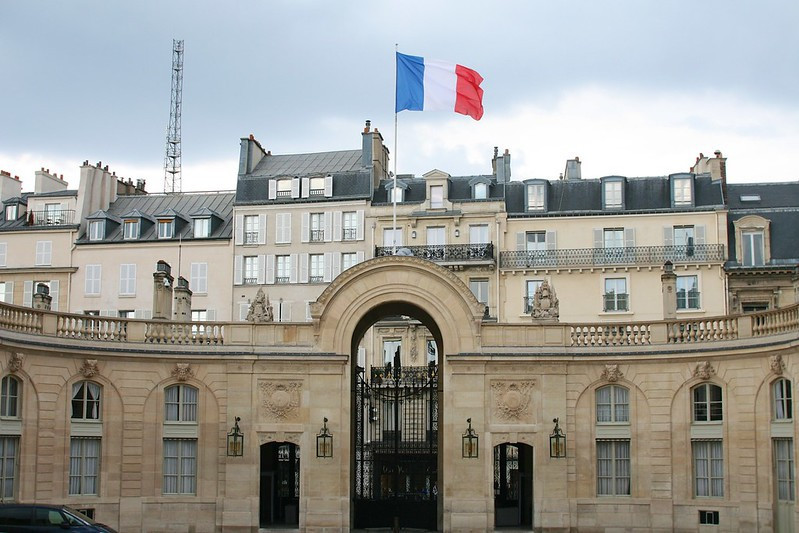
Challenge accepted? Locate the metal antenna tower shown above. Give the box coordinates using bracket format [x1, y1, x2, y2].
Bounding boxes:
[164, 39, 184, 193]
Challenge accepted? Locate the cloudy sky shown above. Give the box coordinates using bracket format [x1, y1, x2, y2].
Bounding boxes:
[1, 1, 797, 192]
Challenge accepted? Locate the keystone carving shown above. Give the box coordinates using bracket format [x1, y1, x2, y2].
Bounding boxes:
[693, 361, 716, 380]
[7, 353, 23, 373]
[601, 364, 623, 382]
[491, 381, 534, 422]
[259, 381, 302, 421]
[171, 363, 194, 382]
[770, 354, 786, 375]
[80, 359, 99, 378]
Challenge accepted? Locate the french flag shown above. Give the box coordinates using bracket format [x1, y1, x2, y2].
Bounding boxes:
[395, 52, 484, 121]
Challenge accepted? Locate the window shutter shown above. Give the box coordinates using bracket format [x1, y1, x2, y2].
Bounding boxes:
[695, 225, 706, 245]
[299, 253, 309, 283]
[266, 254, 275, 284]
[206, 309, 216, 321]
[281, 301, 291, 321]
[663, 226, 674, 246]
[239, 303, 249, 321]
[234, 215, 244, 245]
[593, 229, 604, 248]
[0, 242, 7, 267]
[135, 309, 152, 319]
[324, 175, 333, 197]
[258, 214, 267, 244]
[275, 213, 286, 244]
[357, 346, 366, 366]
[301, 177, 310, 198]
[289, 253, 298, 283]
[301, 213, 310, 243]
[546, 230, 557, 250]
[291, 177, 300, 198]
[333, 211, 342, 242]
[324, 252, 333, 282]
[624, 228, 636, 248]
[49, 280, 59, 311]
[516, 232, 525, 251]
[3, 281, 13, 304]
[356, 210, 365, 240]
[306, 301, 312, 321]
[333, 252, 341, 278]
[234, 255, 243, 285]
[257, 255, 266, 284]
[356, 251, 365, 264]
[324, 212, 333, 242]
[268, 180, 277, 200]
[99, 310, 113, 317]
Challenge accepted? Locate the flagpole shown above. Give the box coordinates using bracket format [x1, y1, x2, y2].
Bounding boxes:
[392, 43, 398, 255]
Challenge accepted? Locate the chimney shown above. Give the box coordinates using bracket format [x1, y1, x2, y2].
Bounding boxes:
[690, 150, 727, 203]
[491, 147, 499, 175]
[238, 134, 267, 176]
[172, 276, 192, 323]
[32, 283, 52, 311]
[75, 162, 118, 233]
[34, 168, 68, 194]
[661, 261, 677, 320]
[0, 170, 22, 202]
[362, 120, 389, 187]
[495, 149, 512, 183]
[152, 261, 174, 320]
[564, 157, 582, 180]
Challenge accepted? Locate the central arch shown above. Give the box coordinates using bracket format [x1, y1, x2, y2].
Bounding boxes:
[312, 257, 485, 530]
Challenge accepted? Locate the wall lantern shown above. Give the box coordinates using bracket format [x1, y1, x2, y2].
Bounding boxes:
[462, 418, 479, 458]
[226, 416, 244, 457]
[317, 417, 333, 458]
[549, 417, 566, 458]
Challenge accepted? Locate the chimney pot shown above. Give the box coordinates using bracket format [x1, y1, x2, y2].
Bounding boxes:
[249, 134, 254, 140]
[714, 150, 722, 158]
[504, 149, 510, 155]
[364, 119, 371, 133]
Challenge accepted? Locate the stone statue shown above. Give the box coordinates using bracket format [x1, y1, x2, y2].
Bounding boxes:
[531, 280, 559, 321]
[246, 288, 274, 323]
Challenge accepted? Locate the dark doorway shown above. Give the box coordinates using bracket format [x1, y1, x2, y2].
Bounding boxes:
[494, 443, 533, 528]
[260, 442, 299, 527]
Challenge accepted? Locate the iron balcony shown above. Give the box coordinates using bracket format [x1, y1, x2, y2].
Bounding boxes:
[501, 243, 725, 269]
[25, 209, 76, 226]
[375, 243, 494, 265]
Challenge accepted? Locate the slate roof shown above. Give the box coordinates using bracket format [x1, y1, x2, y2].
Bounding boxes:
[76, 191, 235, 244]
[248, 150, 363, 178]
[372, 175, 505, 205]
[235, 171, 372, 205]
[29, 189, 78, 198]
[0, 193, 76, 232]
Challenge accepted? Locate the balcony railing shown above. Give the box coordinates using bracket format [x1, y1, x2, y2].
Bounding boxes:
[375, 243, 494, 263]
[500, 244, 725, 269]
[26, 209, 76, 226]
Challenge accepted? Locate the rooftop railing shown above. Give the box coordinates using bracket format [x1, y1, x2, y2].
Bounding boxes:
[25, 209, 76, 226]
[500, 244, 725, 269]
[375, 243, 494, 263]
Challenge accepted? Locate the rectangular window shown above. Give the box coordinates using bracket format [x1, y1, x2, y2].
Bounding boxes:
[309, 177, 325, 196]
[603, 278, 628, 312]
[85, 265, 101, 295]
[342, 252, 357, 271]
[157, 220, 174, 239]
[243, 256, 258, 285]
[775, 438, 795, 502]
[123, 220, 139, 240]
[4, 205, 16, 221]
[597, 440, 630, 496]
[163, 439, 197, 495]
[69, 437, 100, 495]
[244, 215, 259, 244]
[693, 383, 723, 422]
[0, 242, 6, 267]
[525, 231, 546, 252]
[118, 310, 135, 319]
[427, 226, 446, 246]
[383, 339, 401, 364]
[119, 264, 136, 296]
[88, 221, 104, 241]
[72, 381, 101, 420]
[383, 228, 402, 248]
[426, 339, 438, 363]
[699, 510, 720, 525]
[673, 177, 693, 205]
[775, 379, 793, 420]
[474, 182, 488, 199]
[0, 377, 18, 418]
[741, 231, 765, 266]
[603, 228, 624, 248]
[310, 254, 324, 283]
[276, 213, 291, 244]
[430, 185, 444, 208]
[165, 385, 198, 422]
[342, 212, 357, 240]
[276, 178, 292, 197]
[693, 440, 723, 497]
[0, 436, 18, 500]
[194, 218, 210, 238]
[44, 203, 62, 224]
[524, 280, 543, 314]
[469, 278, 489, 306]
[190, 263, 208, 294]
[469, 224, 489, 244]
[0, 282, 8, 303]
[596, 385, 629, 423]
[309, 213, 324, 242]
[390, 187, 403, 203]
[35, 241, 52, 266]
[527, 183, 545, 211]
[604, 181, 623, 209]
[276, 255, 291, 284]
[677, 275, 700, 310]
[674, 225, 695, 247]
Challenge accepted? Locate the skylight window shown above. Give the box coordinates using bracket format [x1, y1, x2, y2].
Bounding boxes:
[740, 195, 761, 202]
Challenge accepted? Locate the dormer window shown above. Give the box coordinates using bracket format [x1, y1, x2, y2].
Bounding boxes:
[525, 182, 546, 212]
[88, 220, 105, 241]
[391, 187, 403, 203]
[277, 179, 292, 198]
[123, 220, 140, 240]
[430, 185, 444, 208]
[671, 175, 694, 206]
[4, 205, 16, 221]
[309, 177, 325, 197]
[194, 217, 210, 238]
[474, 183, 488, 200]
[158, 219, 174, 239]
[602, 179, 624, 210]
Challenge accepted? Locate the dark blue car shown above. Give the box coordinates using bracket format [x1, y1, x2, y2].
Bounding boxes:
[0, 504, 116, 532]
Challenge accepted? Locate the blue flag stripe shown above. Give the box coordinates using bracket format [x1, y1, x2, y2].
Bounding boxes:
[396, 52, 425, 113]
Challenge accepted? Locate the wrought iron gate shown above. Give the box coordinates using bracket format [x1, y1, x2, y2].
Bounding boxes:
[354, 361, 438, 530]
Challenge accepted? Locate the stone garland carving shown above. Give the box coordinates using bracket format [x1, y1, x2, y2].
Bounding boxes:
[693, 361, 716, 380]
[258, 432, 301, 446]
[530, 280, 559, 321]
[246, 288, 274, 323]
[601, 364, 623, 382]
[7, 353, 23, 373]
[491, 381, 534, 422]
[770, 354, 786, 375]
[259, 381, 302, 421]
[171, 363, 194, 382]
[80, 359, 99, 378]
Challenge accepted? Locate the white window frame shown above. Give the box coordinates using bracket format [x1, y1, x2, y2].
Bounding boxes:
[474, 182, 488, 200]
[35, 241, 52, 266]
[123, 220, 139, 240]
[673, 177, 693, 206]
[390, 186, 403, 203]
[119, 264, 137, 296]
[85, 264, 101, 296]
[524, 279, 543, 314]
[677, 275, 701, 310]
[276, 255, 291, 284]
[243, 256, 258, 285]
[382, 339, 402, 364]
[4, 205, 16, 221]
[775, 378, 793, 421]
[430, 185, 444, 208]
[527, 183, 545, 211]
[603, 277, 629, 312]
[309, 254, 324, 283]
[383, 227, 402, 248]
[88, 220, 104, 242]
[309, 213, 324, 242]
[190, 263, 208, 294]
[157, 219, 174, 239]
[342, 252, 357, 272]
[342, 211, 357, 241]
[741, 230, 765, 267]
[193, 217, 211, 238]
[603, 180, 623, 209]
[469, 278, 489, 306]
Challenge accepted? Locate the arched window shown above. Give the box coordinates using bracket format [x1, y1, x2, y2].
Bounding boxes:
[774, 378, 793, 420]
[71, 381, 101, 420]
[165, 384, 198, 422]
[0, 376, 20, 418]
[692, 383, 722, 422]
[596, 385, 629, 423]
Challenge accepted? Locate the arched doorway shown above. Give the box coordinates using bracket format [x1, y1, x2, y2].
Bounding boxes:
[259, 442, 300, 527]
[494, 443, 533, 528]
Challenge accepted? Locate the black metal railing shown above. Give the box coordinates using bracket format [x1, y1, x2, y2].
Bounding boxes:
[244, 231, 259, 244]
[375, 243, 494, 263]
[343, 228, 357, 240]
[26, 209, 76, 226]
[310, 229, 324, 242]
[501, 244, 724, 268]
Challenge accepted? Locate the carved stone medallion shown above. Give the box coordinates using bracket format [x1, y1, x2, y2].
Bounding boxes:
[7, 353, 23, 373]
[601, 364, 623, 382]
[491, 381, 534, 422]
[171, 363, 194, 382]
[80, 359, 99, 378]
[693, 361, 716, 380]
[259, 381, 302, 421]
[770, 354, 786, 375]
